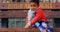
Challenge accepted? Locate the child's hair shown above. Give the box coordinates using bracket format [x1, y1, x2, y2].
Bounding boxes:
[30, 0, 39, 7]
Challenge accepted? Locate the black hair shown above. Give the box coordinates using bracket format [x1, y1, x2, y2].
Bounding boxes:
[30, 0, 39, 6]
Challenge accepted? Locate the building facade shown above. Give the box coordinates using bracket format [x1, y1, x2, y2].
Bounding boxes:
[0, 0, 60, 28]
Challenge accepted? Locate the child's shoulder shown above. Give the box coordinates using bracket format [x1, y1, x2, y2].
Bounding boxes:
[36, 7, 43, 12]
[28, 9, 31, 12]
[37, 7, 42, 10]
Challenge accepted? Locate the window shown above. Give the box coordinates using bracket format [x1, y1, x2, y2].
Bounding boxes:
[45, 0, 50, 2]
[1, 0, 60, 2]
[0, 19, 1, 28]
[57, 0, 60, 2]
[26, 0, 30, 2]
[2, 0, 12, 3]
[39, 0, 43, 2]
[1, 18, 8, 28]
[53, 0, 57, 2]
[17, 0, 20, 2]
[12, 0, 15, 2]
[8, 18, 26, 28]
[20, 0, 26, 2]
[47, 18, 55, 28]
[54, 18, 60, 28]
[39, 0, 59, 3]
[16, 0, 26, 2]
[42, 0, 50, 2]
[50, 0, 57, 3]
[2, 0, 24, 2]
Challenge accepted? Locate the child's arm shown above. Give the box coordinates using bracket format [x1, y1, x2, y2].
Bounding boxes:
[24, 8, 44, 28]
[30, 8, 44, 25]
[24, 21, 31, 28]
[25, 16, 31, 28]
[24, 9, 32, 28]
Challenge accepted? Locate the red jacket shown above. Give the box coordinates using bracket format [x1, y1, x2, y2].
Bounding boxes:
[26, 8, 48, 25]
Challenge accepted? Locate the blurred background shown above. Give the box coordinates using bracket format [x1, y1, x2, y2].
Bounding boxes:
[0, 0, 59, 29]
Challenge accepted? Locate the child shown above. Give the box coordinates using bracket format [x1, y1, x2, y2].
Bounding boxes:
[24, 0, 52, 32]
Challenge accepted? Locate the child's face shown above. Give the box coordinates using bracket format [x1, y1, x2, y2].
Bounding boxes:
[30, 2, 38, 11]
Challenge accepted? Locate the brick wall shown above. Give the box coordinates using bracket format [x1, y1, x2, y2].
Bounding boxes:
[0, 28, 59, 32]
[0, 10, 59, 18]
[0, 28, 40, 32]
[0, 2, 60, 9]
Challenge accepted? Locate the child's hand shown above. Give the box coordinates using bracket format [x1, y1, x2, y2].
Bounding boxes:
[24, 24, 30, 28]
[24, 22, 31, 28]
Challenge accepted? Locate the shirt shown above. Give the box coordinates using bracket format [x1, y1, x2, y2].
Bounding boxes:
[28, 9, 35, 21]
[26, 8, 48, 25]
